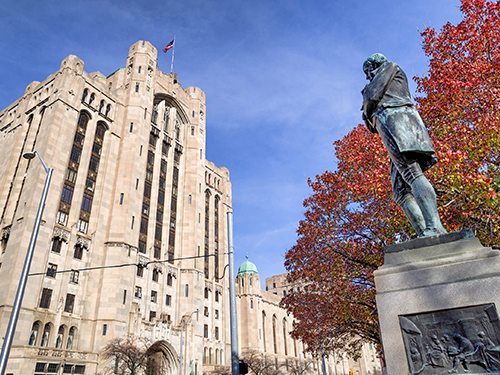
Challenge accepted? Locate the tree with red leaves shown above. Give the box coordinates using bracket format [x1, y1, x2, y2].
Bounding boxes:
[282, 0, 500, 359]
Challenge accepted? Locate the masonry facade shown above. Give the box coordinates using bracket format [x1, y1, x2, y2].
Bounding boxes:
[0, 41, 232, 375]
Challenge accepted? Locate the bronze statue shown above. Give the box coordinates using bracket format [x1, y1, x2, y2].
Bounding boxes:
[361, 53, 447, 237]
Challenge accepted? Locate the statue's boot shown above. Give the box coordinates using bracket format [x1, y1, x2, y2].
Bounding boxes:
[410, 176, 447, 237]
[397, 194, 425, 237]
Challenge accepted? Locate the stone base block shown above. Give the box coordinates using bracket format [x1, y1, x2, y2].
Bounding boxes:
[375, 230, 500, 375]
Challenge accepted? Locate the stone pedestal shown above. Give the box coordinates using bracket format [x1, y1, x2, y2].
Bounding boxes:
[374, 229, 500, 375]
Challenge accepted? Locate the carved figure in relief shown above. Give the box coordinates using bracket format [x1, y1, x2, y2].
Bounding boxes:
[426, 335, 448, 367]
[448, 334, 474, 373]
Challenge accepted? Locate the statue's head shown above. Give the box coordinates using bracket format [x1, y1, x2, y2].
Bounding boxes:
[363, 53, 388, 81]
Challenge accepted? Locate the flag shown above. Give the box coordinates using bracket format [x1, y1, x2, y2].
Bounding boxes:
[163, 39, 175, 53]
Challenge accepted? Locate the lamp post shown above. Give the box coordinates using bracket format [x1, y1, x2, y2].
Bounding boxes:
[179, 309, 198, 375]
[0, 151, 53, 375]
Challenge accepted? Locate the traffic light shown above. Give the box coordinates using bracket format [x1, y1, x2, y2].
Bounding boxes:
[239, 361, 248, 374]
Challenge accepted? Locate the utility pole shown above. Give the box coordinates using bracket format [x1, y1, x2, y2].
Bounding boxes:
[227, 212, 240, 375]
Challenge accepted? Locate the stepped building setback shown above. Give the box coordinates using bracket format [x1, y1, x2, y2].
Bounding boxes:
[0, 41, 380, 375]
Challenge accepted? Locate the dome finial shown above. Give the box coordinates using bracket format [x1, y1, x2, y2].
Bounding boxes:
[246, 252, 249, 260]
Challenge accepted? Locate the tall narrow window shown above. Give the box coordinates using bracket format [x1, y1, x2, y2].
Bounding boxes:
[40, 288, 52, 308]
[204, 191, 210, 279]
[66, 327, 75, 349]
[41, 324, 51, 347]
[29, 322, 40, 346]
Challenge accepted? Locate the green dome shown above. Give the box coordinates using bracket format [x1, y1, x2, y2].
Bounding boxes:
[238, 256, 259, 275]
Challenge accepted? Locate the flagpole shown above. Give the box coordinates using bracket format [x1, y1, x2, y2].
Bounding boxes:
[170, 35, 176, 75]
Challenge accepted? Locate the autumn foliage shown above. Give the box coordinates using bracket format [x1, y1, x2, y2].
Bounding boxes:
[282, 0, 500, 358]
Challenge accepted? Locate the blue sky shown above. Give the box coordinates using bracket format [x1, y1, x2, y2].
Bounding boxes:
[0, 0, 463, 287]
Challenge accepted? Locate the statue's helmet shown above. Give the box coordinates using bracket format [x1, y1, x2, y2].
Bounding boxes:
[363, 53, 388, 73]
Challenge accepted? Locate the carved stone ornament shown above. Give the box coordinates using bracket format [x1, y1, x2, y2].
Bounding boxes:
[215, 285, 223, 294]
[1, 226, 12, 241]
[205, 280, 213, 292]
[53, 227, 70, 242]
[76, 236, 90, 249]
[400, 304, 500, 374]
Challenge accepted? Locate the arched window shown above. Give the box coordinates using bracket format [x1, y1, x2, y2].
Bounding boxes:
[105, 104, 111, 117]
[262, 312, 267, 352]
[272, 315, 278, 354]
[163, 107, 170, 131]
[56, 326, 64, 348]
[215, 349, 219, 364]
[283, 319, 288, 356]
[203, 347, 207, 364]
[82, 89, 88, 103]
[152, 104, 158, 124]
[40, 323, 51, 347]
[175, 121, 180, 141]
[220, 349, 224, 365]
[78, 112, 89, 131]
[29, 322, 40, 346]
[66, 326, 76, 349]
[99, 100, 105, 113]
[89, 93, 95, 105]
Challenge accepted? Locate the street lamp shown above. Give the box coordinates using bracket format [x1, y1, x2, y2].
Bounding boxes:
[179, 309, 199, 375]
[0, 151, 53, 375]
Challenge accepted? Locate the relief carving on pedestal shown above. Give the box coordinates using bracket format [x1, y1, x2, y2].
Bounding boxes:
[400, 304, 500, 374]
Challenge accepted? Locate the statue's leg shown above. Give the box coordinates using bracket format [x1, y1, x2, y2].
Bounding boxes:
[392, 162, 426, 237]
[407, 165, 447, 237]
[396, 194, 426, 237]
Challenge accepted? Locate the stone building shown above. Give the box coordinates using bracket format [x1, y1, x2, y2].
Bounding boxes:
[238, 261, 382, 375]
[0, 41, 380, 375]
[0, 40, 232, 375]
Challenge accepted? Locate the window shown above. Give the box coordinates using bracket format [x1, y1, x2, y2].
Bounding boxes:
[149, 133, 157, 147]
[74, 244, 83, 259]
[204, 288, 209, 299]
[70, 270, 79, 283]
[138, 240, 146, 254]
[105, 104, 111, 117]
[215, 291, 219, 302]
[151, 291, 157, 302]
[157, 190, 165, 205]
[159, 177, 166, 189]
[204, 324, 208, 338]
[123, 290, 127, 304]
[78, 112, 89, 129]
[82, 89, 88, 102]
[136, 266, 144, 277]
[67, 327, 75, 349]
[99, 100, 105, 113]
[135, 83, 139, 93]
[40, 288, 52, 308]
[103, 324, 107, 335]
[147, 150, 154, 165]
[135, 286, 142, 298]
[61, 184, 74, 204]
[130, 122, 134, 132]
[66, 168, 77, 183]
[162, 141, 168, 155]
[83, 178, 94, 193]
[156, 210, 163, 222]
[70, 145, 82, 163]
[215, 327, 219, 340]
[51, 238, 63, 253]
[81, 193, 93, 212]
[154, 246, 160, 259]
[56, 211, 68, 226]
[41, 324, 51, 347]
[154, 223, 162, 240]
[204, 306, 209, 317]
[149, 311, 156, 322]
[89, 93, 95, 105]
[92, 142, 102, 155]
[140, 216, 148, 234]
[120, 193, 124, 205]
[185, 284, 189, 297]
[152, 269, 159, 282]
[46, 263, 57, 278]
[143, 181, 151, 198]
[64, 294, 75, 313]
[89, 155, 100, 172]
[250, 300, 253, 309]
[77, 219, 88, 234]
[145, 170, 153, 182]
[215, 309, 219, 319]
[167, 274, 173, 286]
[138, 66, 142, 73]
[29, 322, 39, 346]
[166, 294, 171, 306]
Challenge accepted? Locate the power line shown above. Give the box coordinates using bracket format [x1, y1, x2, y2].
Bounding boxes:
[28, 252, 226, 277]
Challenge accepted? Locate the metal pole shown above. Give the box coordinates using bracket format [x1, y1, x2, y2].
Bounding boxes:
[0, 156, 52, 375]
[170, 35, 176, 75]
[321, 345, 327, 375]
[179, 309, 198, 375]
[227, 212, 240, 375]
